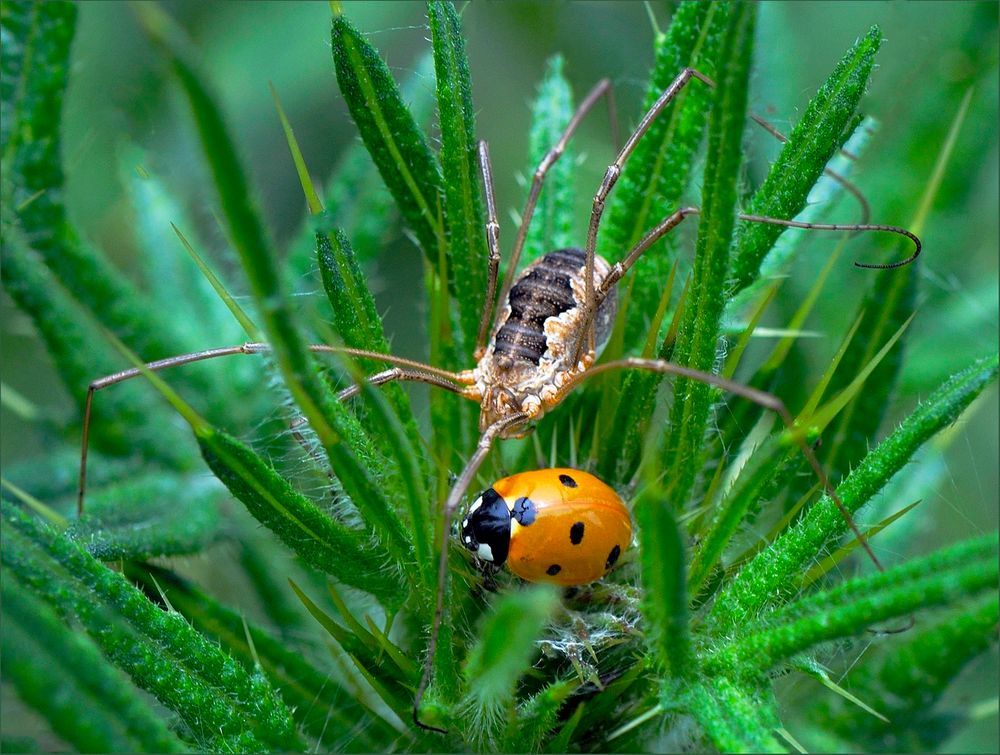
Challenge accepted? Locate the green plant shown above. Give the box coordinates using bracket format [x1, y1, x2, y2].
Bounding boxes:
[2, 1, 997, 752]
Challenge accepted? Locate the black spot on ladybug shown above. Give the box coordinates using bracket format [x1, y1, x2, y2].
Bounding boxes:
[546, 564, 562, 576]
[558, 474, 578, 488]
[605, 544, 621, 570]
[569, 521, 585, 545]
[511, 497, 536, 526]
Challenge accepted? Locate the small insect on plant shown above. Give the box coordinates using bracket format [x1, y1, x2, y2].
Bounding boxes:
[460, 468, 633, 588]
[6, 2, 997, 753]
[72, 3, 922, 736]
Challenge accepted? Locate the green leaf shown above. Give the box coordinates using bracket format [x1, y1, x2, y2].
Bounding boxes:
[712, 352, 999, 627]
[605, 1, 729, 350]
[598, 264, 685, 485]
[0, 223, 189, 464]
[136, 4, 421, 575]
[429, 0, 488, 359]
[313, 223, 429, 506]
[67, 472, 222, 560]
[707, 535, 998, 676]
[124, 156, 246, 348]
[597, 3, 730, 485]
[501, 680, 576, 753]
[127, 563, 396, 751]
[634, 475, 690, 677]
[684, 677, 785, 753]
[522, 54, 575, 266]
[463, 585, 560, 729]
[198, 428, 405, 606]
[658, 3, 755, 509]
[317, 225, 392, 360]
[286, 51, 437, 279]
[314, 222, 425, 480]
[2, 576, 186, 753]
[729, 26, 882, 294]
[2, 502, 303, 752]
[1, 0, 192, 363]
[331, 11, 445, 263]
[137, 4, 348, 446]
[287, 578, 415, 722]
[823, 592, 999, 750]
[822, 87, 974, 482]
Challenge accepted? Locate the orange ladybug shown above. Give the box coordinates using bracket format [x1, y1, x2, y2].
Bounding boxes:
[460, 468, 632, 586]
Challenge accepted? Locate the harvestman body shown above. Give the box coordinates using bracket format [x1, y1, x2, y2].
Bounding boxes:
[74, 67, 922, 733]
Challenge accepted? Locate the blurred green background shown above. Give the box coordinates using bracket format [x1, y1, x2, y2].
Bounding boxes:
[2, 2, 996, 750]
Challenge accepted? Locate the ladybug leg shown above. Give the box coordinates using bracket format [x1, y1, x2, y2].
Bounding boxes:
[414, 411, 530, 734]
[477, 561, 502, 594]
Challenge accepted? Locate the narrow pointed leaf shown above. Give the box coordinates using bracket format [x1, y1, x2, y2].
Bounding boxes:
[314, 223, 425, 479]
[634, 476, 690, 677]
[502, 680, 576, 753]
[605, 1, 730, 349]
[3, 502, 303, 752]
[127, 564, 393, 750]
[1, 0, 191, 362]
[730, 26, 882, 293]
[464, 585, 560, 714]
[0, 223, 189, 463]
[127, 160, 249, 345]
[67, 473, 223, 560]
[522, 54, 575, 266]
[708, 535, 998, 676]
[287, 579, 414, 713]
[137, 4, 417, 570]
[823, 88, 973, 481]
[2, 577, 186, 753]
[684, 678, 785, 753]
[286, 51, 437, 278]
[429, 0, 488, 358]
[821, 593, 999, 750]
[712, 352, 998, 627]
[800, 500, 921, 586]
[331, 11, 445, 262]
[199, 428, 405, 606]
[659, 3, 755, 508]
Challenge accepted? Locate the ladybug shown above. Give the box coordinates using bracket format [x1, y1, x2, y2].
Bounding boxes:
[460, 468, 632, 586]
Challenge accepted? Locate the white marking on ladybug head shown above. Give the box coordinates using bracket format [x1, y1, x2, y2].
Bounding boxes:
[467, 495, 484, 516]
[476, 543, 494, 562]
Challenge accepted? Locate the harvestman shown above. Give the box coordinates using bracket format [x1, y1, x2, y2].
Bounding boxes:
[74, 68, 921, 732]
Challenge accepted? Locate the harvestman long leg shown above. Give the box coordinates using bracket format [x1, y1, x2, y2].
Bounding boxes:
[579, 68, 716, 356]
[572, 67, 918, 362]
[583, 208, 922, 326]
[560, 357, 884, 569]
[474, 141, 503, 359]
[488, 79, 619, 342]
[476, 66, 875, 363]
[748, 113, 871, 226]
[413, 410, 530, 734]
[76, 343, 476, 514]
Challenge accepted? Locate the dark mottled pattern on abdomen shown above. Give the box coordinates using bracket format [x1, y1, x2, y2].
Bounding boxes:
[495, 248, 585, 365]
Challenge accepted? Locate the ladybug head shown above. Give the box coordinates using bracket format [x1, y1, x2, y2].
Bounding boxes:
[460, 487, 510, 566]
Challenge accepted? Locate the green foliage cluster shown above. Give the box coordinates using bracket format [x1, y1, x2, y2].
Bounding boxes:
[2, 1, 996, 752]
